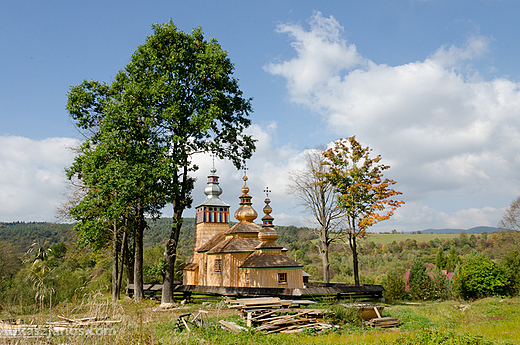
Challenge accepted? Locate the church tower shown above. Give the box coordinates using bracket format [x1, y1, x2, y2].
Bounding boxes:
[193, 167, 230, 252]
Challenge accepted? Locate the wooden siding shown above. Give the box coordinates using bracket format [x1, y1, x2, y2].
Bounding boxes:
[193, 222, 229, 253]
[241, 268, 303, 289]
[205, 252, 251, 287]
[183, 268, 199, 286]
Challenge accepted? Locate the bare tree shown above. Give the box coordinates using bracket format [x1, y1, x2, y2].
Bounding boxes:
[287, 146, 344, 283]
[499, 195, 520, 249]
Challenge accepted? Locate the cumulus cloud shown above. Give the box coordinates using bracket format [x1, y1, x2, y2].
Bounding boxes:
[265, 11, 520, 231]
[0, 136, 80, 222]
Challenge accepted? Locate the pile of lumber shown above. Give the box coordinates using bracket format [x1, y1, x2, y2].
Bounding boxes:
[49, 315, 121, 331]
[341, 303, 385, 320]
[227, 297, 336, 334]
[0, 316, 121, 338]
[365, 317, 400, 328]
[341, 303, 400, 328]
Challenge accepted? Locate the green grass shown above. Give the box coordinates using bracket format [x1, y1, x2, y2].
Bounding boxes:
[368, 233, 460, 245]
[2, 296, 519, 344]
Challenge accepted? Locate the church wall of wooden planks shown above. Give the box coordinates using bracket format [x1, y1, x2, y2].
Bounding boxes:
[183, 167, 303, 290]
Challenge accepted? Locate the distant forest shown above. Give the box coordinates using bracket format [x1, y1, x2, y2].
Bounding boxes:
[0, 219, 318, 258]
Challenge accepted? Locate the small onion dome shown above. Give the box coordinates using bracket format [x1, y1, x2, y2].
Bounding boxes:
[203, 167, 223, 198]
[258, 197, 279, 243]
[234, 175, 258, 222]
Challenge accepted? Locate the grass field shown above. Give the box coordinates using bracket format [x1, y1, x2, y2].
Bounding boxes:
[1, 295, 518, 344]
[367, 233, 461, 245]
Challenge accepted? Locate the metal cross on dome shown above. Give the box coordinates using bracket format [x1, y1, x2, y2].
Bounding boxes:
[264, 186, 271, 197]
[243, 166, 249, 177]
[211, 153, 216, 169]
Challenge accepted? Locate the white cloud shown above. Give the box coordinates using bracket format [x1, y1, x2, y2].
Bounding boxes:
[265, 12, 520, 230]
[0, 136, 80, 222]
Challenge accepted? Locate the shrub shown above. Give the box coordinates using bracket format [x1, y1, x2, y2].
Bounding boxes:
[408, 258, 432, 300]
[383, 268, 407, 301]
[500, 250, 520, 296]
[454, 253, 510, 299]
[327, 304, 362, 326]
[430, 267, 453, 300]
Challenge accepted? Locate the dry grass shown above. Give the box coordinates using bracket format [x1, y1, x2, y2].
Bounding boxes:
[1, 295, 519, 344]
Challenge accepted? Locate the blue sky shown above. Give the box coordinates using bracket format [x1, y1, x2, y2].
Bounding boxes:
[2, 0, 520, 232]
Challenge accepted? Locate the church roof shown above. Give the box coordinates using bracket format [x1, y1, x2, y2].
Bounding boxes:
[226, 221, 262, 234]
[183, 262, 199, 271]
[239, 252, 303, 269]
[197, 232, 227, 252]
[206, 236, 262, 254]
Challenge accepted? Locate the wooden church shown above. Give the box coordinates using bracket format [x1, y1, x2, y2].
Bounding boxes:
[183, 167, 304, 289]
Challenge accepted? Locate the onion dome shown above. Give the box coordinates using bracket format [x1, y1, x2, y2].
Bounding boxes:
[234, 175, 258, 222]
[195, 166, 230, 224]
[196, 167, 230, 208]
[258, 197, 278, 243]
[256, 195, 283, 250]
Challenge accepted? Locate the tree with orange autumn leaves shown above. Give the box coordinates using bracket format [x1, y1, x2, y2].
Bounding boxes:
[320, 136, 404, 286]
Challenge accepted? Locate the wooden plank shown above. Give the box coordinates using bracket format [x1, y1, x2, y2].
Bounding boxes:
[374, 306, 382, 319]
[219, 320, 247, 333]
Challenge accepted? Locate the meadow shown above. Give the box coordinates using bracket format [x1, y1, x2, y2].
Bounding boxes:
[368, 233, 460, 245]
[1, 295, 519, 344]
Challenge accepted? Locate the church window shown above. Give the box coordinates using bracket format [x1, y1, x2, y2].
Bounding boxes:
[245, 272, 250, 283]
[278, 273, 287, 284]
[214, 259, 222, 273]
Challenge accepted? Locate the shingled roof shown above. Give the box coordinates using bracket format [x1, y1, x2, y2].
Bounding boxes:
[239, 252, 303, 269]
[226, 221, 262, 234]
[206, 236, 262, 254]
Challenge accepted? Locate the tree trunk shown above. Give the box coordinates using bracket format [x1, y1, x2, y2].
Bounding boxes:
[320, 230, 330, 283]
[133, 206, 145, 302]
[125, 234, 134, 286]
[116, 230, 127, 299]
[162, 164, 188, 304]
[350, 234, 360, 286]
[111, 222, 120, 302]
[162, 208, 183, 303]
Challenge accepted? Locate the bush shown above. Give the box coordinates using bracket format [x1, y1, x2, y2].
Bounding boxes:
[454, 253, 510, 299]
[408, 258, 432, 300]
[430, 267, 453, 300]
[383, 268, 407, 301]
[327, 304, 362, 326]
[500, 250, 520, 295]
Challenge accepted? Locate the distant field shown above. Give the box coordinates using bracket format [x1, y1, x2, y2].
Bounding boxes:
[367, 233, 461, 245]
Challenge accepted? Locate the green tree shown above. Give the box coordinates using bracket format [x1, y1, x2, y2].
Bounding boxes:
[500, 250, 520, 295]
[435, 247, 446, 270]
[408, 258, 432, 300]
[445, 247, 460, 272]
[383, 268, 407, 301]
[454, 253, 510, 299]
[430, 267, 453, 300]
[67, 21, 255, 303]
[320, 137, 404, 285]
[66, 104, 170, 301]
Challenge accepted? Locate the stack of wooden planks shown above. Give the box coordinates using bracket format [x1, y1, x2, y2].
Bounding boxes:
[227, 297, 336, 334]
[365, 317, 400, 328]
[0, 316, 121, 338]
[341, 303, 400, 328]
[49, 315, 121, 332]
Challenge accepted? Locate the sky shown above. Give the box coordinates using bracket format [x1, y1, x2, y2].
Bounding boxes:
[1, 0, 520, 232]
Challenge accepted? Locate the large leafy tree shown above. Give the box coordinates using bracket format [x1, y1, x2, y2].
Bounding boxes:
[321, 136, 404, 286]
[287, 147, 344, 283]
[67, 94, 171, 301]
[66, 21, 255, 303]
